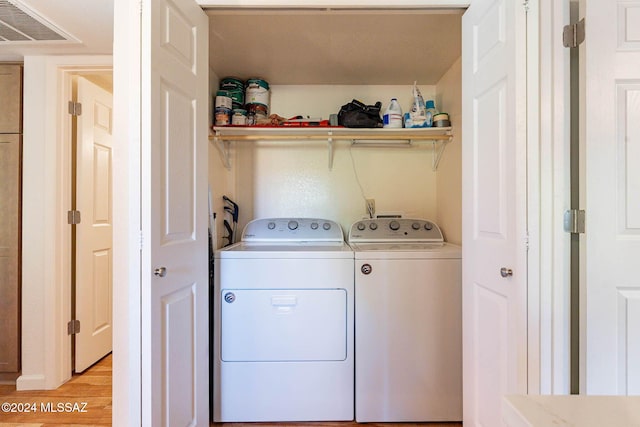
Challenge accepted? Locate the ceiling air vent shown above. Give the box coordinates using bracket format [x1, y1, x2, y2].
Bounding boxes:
[0, 0, 71, 42]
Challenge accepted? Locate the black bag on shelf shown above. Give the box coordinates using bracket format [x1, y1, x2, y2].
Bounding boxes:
[337, 99, 383, 128]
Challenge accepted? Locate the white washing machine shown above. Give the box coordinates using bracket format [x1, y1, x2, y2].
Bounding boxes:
[213, 218, 354, 422]
[348, 218, 462, 422]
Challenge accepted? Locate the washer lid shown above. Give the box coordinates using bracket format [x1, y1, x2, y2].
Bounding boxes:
[216, 241, 354, 259]
[350, 242, 461, 259]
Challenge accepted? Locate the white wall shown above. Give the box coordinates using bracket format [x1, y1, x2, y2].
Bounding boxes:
[214, 84, 444, 237]
[19, 56, 66, 391]
[208, 69, 238, 248]
[435, 57, 462, 245]
[112, 0, 141, 423]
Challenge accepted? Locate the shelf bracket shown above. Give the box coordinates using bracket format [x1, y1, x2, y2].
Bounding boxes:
[327, 132, 334, 170]
[212, 130, 231, 170]
[431, 137, 451, 171]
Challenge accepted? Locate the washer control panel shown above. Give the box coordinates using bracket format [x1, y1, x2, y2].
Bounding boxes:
[348, 218, 444, 243]
[242, 218, 344, 242]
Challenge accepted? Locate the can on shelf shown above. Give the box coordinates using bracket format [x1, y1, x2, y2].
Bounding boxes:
[215, 90, 232, 110]
[214, 106, 231, 126]
[432, 112, 451, 127]
[246, 103, 268, 125]
[220, 77, 245, 109]
[220, 77, 244, 91]
[231, 109, 248, 125]
[245, 78, 270, 112]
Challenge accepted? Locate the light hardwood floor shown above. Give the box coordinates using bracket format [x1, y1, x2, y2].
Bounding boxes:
[221, 424, 462, 427]
[0, 356, 462, 426]
[0, 354, 111, 426]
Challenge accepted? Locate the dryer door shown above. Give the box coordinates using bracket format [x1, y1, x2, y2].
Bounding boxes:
[221, 288, 347, 362]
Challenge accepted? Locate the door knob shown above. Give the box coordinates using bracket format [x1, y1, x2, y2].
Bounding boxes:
[154, 267, 167, 277]
[500, 267, 513, 278]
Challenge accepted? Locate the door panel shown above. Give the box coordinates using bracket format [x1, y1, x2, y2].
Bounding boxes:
[474, 284, 507, 425]
[161, 83, 196, 242]
[475, 79, 507, 238]
[221, 289, 347, 362]
[163, 285, 196, 427]
[0, 133, 20, 373]
[462, 0, 528, 425]
[75, 77, 113, 373]
[0, 65, 21, 133]
[142, 0, 209, 425]
[582, 0, 640, 395]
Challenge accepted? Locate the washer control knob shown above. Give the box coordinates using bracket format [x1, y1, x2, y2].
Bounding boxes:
[288, 220, 299, 230]
[267, 222, 276, 230]
[361, 264, 372, 275]
[311, 222, 319, 230]
[412, 222, 421, 230]
[424, 222, 433, 231]
[224, 292, 236, 303]
[323, 222, 332, 230]
[389, 220, 401, 231]
[369, 222, 378, 230]
[357, 222, 366, 231]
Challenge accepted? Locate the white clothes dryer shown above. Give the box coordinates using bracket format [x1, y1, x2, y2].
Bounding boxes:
[213, 218, 354, 422]
[348, 218, 462, 422]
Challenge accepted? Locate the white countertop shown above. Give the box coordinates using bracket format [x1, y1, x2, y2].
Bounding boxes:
[503, 395, 640, 427]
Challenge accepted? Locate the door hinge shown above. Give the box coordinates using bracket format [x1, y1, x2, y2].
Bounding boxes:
[564, 209, 586, 234]
[563, 18, 585, 48]
[67, 319, 81, 335]
[68, 101, 82, 116]
[67, 210, 81, 225]
[522, 0, 529, 12]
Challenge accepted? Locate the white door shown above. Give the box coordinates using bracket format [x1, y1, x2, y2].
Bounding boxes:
[462, 0, 528, 425]
[141, 0, 209, 425]
[75, 77, 114, 373]
[582, 0, 640, 394]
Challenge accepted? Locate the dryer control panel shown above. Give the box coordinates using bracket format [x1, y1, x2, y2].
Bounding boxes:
[348, 218, 444, 243]
[242, 218, 344, 242]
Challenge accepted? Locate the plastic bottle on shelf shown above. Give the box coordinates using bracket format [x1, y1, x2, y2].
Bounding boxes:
[408, 81, 428, 128]
[383, 98, 403, 128]
[425, 100, 438, 127]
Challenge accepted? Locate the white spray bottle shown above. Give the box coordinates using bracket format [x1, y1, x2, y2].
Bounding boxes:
[409, 81, 427, 127]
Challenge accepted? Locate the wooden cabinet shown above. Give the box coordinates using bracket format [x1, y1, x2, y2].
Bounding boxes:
[0, 65, 21, 132]
[0, 64, 22, 375]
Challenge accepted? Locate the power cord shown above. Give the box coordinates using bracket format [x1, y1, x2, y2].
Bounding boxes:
[349, 145, 374, 219]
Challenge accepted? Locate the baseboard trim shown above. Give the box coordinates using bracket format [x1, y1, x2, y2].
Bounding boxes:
[15, 374, 47, 390]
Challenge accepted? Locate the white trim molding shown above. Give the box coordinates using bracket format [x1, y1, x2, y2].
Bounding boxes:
[18, 55, 113, 391]
[528, 0, 572, 395]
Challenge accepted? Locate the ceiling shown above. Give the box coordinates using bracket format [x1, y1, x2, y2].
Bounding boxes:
[0, 0, 113, 61]
[207, 9, 463, 85]
[0, 2, 463, 86]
